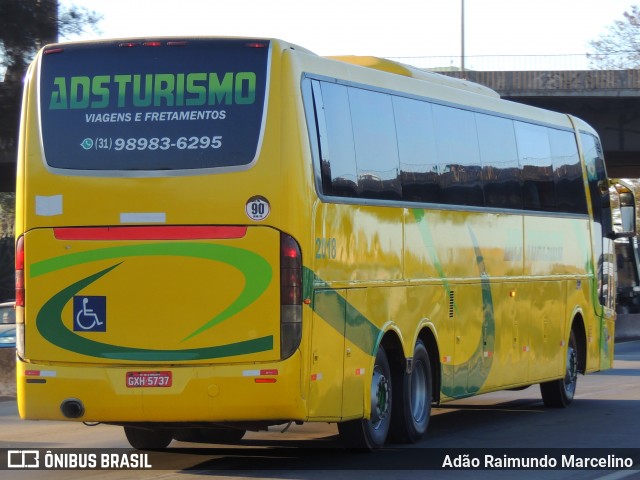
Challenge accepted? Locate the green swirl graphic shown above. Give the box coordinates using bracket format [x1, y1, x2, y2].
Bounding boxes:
[411, 210, 495, 397]
[440, 226, 496, 397]
[33, 242, 273, 361]
[306, 212, 496, 398]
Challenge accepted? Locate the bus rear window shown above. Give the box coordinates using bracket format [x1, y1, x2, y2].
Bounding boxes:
[39, 39, 270, 172]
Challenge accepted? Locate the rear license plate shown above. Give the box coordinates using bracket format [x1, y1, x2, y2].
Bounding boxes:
[126, 371, 172, 388]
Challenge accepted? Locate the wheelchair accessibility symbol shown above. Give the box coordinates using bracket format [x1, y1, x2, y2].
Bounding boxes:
[73, 296, 106, 332]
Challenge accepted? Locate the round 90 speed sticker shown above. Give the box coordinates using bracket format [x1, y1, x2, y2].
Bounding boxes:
[245, 195, 271, 221]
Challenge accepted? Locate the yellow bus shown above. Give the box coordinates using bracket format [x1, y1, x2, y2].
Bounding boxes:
[15, 37, 632, 449]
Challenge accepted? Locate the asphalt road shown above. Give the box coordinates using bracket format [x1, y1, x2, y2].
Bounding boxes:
[1, 340, 640, 479]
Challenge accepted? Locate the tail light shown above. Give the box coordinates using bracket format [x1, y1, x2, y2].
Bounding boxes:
[15, 235, 24, 307]
[15, 235, 25, 357]
[280, 233, 302, 359]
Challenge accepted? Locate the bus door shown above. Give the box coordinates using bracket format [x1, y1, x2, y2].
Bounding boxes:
[308, 289, 346, 419]
[308, 287, 370, 420]
[581, 133, 616, 370]
[613, 182, 640, 314]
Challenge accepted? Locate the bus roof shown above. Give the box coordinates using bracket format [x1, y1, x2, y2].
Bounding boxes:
[35, 37, 584, 134]
[327, 56, 500, 98]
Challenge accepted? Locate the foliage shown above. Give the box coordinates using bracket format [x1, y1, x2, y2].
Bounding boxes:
[0, 192, 15, 301]
[0, 0, 102, 190]
[0, 0, 102, 79]
[0, 2, 100, 298]
[588, 5, 640, 69]
[0, 236, 13, 302]
[0, 192, 14, 238]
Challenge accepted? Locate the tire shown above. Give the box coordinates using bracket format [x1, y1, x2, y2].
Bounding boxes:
[540, 330, 578, 408]
[124, 426, 173, 449]
[338, 345, 392, 450]
[389, 340, 432, 443]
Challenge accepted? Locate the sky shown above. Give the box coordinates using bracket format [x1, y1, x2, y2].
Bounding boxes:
[60, 0, 636, 67]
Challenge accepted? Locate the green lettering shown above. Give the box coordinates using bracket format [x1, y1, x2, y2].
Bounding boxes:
[154, 74, 175, 106]
[49, 77, 68, 110]
[186, 73, 207, 106]
[132, 74, 152, 107]
[175, 73, 185, 106]
[70, 76, 90, 109]
[48, 71, 259, 110]
[234, 72, 256, 105]
[90, 75, 110, 108]
[114, 75, 132, 107]
[208, 73, 233, 105]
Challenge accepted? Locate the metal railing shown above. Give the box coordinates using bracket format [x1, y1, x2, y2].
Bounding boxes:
[386, 52, 640, 72]
[3, 53, 640, 79]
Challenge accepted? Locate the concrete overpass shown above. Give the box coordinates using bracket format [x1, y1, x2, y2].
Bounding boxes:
[442, 69, 640, 178]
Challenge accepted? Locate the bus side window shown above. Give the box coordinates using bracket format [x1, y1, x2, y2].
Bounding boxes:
[476, 113, 522, 210]
[348, 87, 402, 200]
[549, 128, 587, 215]
[581, 133, 613, 234]
[515, 122, 556, 212]
[314, 82, 359, 197]
[393, 96, 440, 204]
[432, 104, 483, 207]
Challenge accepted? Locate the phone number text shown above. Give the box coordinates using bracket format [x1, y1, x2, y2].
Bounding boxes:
[91, 136, 223, 151]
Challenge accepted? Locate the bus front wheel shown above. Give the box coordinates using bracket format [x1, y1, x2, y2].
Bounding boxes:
[338, 345, 392, 449]
[540, 330, 578, 407]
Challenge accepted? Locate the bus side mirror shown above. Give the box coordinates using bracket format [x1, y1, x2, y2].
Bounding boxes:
[620, 191, 636, 233]
[609, 181, 637, 239]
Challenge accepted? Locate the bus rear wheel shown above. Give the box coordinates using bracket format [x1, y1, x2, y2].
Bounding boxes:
[338, 345, 392, 450]
[540, 330, 578, 407]
[389, 340, 432, 443]
[124, 426, 173, 449]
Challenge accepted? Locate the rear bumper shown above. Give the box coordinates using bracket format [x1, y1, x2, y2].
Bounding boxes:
[17, 352, 306, 423]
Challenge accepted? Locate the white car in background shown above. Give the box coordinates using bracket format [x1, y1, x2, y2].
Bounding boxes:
[0, 301, 16, 348]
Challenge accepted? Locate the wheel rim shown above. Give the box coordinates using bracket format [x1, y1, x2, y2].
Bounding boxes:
[564, 343, 578, 397]
[410, 360, 428, 423]
[370, 366, 390, 429]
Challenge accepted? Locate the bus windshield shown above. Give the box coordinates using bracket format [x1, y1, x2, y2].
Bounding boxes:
[39, 39, 270, 172]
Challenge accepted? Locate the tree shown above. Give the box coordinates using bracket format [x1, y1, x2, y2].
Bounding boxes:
[0, 1, 101, 299]
[0, 0, 102, 191]
[588, 5, 640, 69]
[0, 192, 15, 301]
[1, 0, 102, 82]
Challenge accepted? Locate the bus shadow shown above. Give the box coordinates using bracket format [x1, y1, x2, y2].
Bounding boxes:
[159, 397, 552, 473]
[597, 368, 640, 376]
[159, 395, 640, 475]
